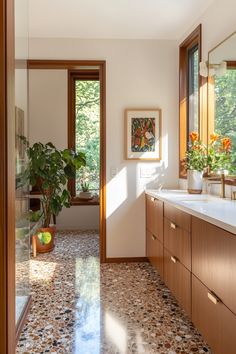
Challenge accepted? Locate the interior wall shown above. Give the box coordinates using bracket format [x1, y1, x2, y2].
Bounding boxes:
[29, 38, 179, 257]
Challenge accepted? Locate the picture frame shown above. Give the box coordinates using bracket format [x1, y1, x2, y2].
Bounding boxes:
[125, 108, 162, 160]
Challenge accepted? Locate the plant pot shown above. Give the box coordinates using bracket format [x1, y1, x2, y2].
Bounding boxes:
[78, 191, 93, 200]
[35, 226, 55, 253]
[187, 170, 203, 194]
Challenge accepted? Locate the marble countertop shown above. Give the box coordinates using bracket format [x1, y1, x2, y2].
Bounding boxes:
[145, 189, 236, 235]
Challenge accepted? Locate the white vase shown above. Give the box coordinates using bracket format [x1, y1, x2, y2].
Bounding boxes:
[187, 170, 203, 194]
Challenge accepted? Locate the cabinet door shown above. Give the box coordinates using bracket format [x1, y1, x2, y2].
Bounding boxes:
[164, 217, 191, 270]
[164, 202, 191, 232]
[192, 216, 236, 315]
[146, 195, 163, 242]
[192, 275, 236, 354]
[164, 249, 191, 317]
[146, 229, 163, 278]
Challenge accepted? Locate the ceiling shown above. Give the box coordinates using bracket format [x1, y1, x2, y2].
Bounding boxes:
[29, 0, 214, 40]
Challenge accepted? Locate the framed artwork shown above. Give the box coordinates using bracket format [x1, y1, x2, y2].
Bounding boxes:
[125, 108, 162, 160]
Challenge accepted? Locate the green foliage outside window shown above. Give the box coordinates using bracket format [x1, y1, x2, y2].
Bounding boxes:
[75, 80, 100, 193]
[215, 69, 236, 173]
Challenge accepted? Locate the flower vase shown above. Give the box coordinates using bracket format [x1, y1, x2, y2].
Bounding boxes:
[187, 170, 203, 194]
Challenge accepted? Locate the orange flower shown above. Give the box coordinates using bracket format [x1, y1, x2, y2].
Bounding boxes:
[222, 137, 231, 151]
[189, 132, 199, 142]
[210, 132, 219, 142]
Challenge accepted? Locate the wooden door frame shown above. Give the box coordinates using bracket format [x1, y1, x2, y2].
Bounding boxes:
[27, 60, 107, 263]
[0, 0, 16, 352]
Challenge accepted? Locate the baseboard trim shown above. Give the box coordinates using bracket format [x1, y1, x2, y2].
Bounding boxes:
[105, 257, 148, 263]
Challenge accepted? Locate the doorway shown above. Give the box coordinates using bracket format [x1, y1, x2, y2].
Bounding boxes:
[27, 60, 107, 263]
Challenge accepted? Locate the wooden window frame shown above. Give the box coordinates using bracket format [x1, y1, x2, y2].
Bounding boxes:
[0, 0, 16, 351]
[68, 69, 100, 206]
[27, 60, 107, 263]
[179, 24, 203, 178]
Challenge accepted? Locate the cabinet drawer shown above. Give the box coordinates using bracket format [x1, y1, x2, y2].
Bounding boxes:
[146, 195, 163, 242]
[164, 217, 191, 270]
[164, 249, 191, 317]
[192, 275, 236, 354]
[192, 216, 236, 315]
[146, 229, 163, 278]
[164, 202, 191, 232]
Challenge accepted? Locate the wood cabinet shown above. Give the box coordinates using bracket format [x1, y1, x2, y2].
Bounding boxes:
[146, 195, 163, 242]
[164, 202, 191, 232]
[146, 230, 163, 277]
[192, 275, 236, 354]
[164, 249, 191, 316]
[192, 216, 236, 315]
[164, 217, 191, 270]
[146, 193, 236, 354]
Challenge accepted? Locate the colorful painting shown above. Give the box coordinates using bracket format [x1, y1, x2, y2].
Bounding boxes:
[131, 117, 155, 152]
[125, 109, 162, 160]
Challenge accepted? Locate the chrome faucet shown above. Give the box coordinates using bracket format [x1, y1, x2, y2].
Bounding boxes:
[207, 173, 226, 198]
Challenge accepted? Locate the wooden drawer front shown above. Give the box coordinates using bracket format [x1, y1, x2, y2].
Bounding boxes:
[146, 195, 163, 242]
[164, 202, 191, 232]
[146, 230, 163, 278]
[192, 216, 236, 315]
[164, 217, 191, 270]
[192, 275, 236, 354]
[164, 249, 191, 316]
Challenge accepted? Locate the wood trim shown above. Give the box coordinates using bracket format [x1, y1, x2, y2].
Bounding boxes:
[124, 108, 162, 161]
[16, 296, 32, 342]
[0, 0, 15, 351]
[29, 60, 107, 263]
[179, 24, 202, 178]
[28, 59, 106, 70]
[105, 257, 148, 263]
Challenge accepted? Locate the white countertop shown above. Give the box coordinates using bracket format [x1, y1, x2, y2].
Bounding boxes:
[145, 189, 236, 235]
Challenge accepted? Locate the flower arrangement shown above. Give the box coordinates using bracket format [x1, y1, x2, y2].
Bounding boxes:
[207, 133, 232, 173]
[185, 132, 207, 172]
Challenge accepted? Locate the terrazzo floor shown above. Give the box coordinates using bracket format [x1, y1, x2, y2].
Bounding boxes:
[16, 230, 211, 354]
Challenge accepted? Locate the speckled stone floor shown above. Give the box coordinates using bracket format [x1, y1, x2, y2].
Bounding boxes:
[16, 230, 211, 354]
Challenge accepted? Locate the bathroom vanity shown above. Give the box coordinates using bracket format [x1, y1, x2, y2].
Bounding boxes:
[146, 190, 236, 354]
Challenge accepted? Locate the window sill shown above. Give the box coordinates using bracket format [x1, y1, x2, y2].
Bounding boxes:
[71, 195, 100, 206]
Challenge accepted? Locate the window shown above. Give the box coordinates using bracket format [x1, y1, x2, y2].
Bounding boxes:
[68, 69, 101, 204]
[211, 63, 236, 172]
[179, 25, 202, 177]
[188, 45, 199, 137]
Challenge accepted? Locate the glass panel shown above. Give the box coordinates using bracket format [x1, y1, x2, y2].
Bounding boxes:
[75, 80, 100, 194]
[15, 0, 30, 326]
[214, 68, 236, 172]
[188, 46, 199, 140]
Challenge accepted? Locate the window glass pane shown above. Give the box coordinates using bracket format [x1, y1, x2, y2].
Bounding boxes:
[188, 47, 199, 139]
[75, 80, 100, 193]
[214, 69, 236, 172]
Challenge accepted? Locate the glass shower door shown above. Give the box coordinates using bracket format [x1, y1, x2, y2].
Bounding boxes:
[15, 0, 30, 328]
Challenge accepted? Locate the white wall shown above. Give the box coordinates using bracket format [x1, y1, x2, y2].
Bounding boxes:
[29, 38, 179, 257]
[179, 0, 236, 59]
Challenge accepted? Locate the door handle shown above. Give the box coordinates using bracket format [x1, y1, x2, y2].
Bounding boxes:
[207, 291, 221, 305]
[152, 235, 157, 241]
[151, 197, 155, 202]
[170, 222, 177, 229]
[171, 256, 177, 264]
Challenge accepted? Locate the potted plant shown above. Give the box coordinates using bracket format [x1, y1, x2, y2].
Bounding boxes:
[78, 168, 93, 200]
[24, 140, 86, 252]
[185, 132, 207, 194]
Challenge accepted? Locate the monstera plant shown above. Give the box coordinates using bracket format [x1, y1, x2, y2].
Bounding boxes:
[24, 140, 86, 252]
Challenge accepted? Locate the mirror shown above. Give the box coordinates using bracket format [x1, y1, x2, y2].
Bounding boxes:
[208, 31, 236, 173]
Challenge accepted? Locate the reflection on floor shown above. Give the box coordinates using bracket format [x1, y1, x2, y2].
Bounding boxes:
[16, 230, 211, 354]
